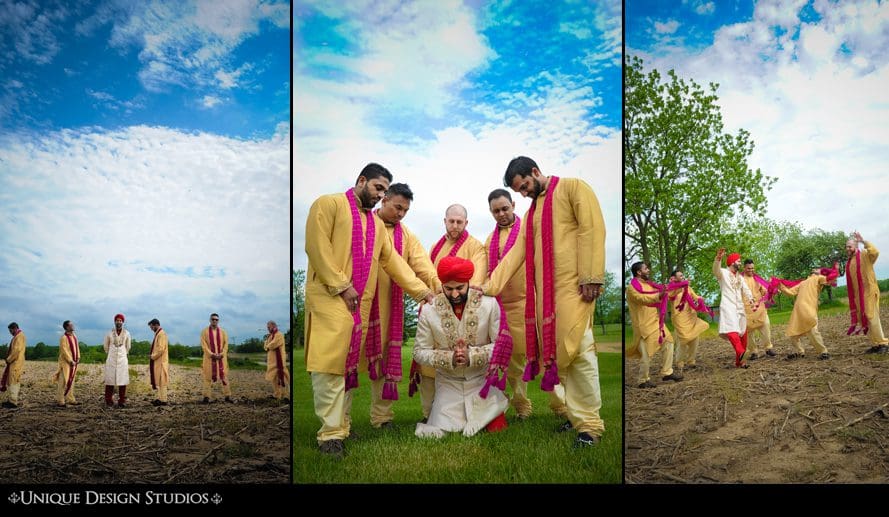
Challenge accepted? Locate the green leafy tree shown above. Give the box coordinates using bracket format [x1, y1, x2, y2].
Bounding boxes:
[292, 269, 306, 348]
[775, 228, 846, 301]
[625, 55, 776, 284]
[237, 337, 265, 353]
[595, 271, 620, 334]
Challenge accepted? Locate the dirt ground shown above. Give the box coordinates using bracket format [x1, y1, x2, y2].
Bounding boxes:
[0, 362, 290, 484]
[625, 307, 889, 484]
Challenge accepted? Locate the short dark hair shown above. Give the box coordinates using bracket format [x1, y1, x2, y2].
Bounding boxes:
[8, 322, 18, 330]
[503, 156, 539, 188]
[631, 261, 646, 277]
[62, 320, 71, 330]
[210, 313, 219, 318]
[743, 258, 755, 265]
[670, 268, 682, 277]
[386, 183, 413, 201]
[487, 188, 512, 204]
[356, 163, 392, 184]
[148, 318, 160, 326]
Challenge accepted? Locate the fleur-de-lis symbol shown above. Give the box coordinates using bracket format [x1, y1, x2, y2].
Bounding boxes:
[8, 492, 20, 504]
[211, 493, 222, 505]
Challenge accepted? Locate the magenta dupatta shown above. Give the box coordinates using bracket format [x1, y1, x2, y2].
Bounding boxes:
[63, 333, 79, 396]
[344, 189, 376, 392]
[369, 212, 405, 401]
[208, 327, 227, 385]
[630, 278, 699, 344]
[479, 217, 520, 399]
[149, 328, 162, 389]
[846, 250, 869, 335]
[430, 230, 469, 264]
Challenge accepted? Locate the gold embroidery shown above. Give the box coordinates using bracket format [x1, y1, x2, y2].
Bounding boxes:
[432, 291, 483, 350]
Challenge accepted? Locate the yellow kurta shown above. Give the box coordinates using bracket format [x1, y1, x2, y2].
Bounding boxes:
[743, 275, 768, 329]
[150, 329, 170, 388]
[848, 241, 881, 323]
[264, 331, 290, 384]
[4, 331, 26, 385]
[627, 280, 673, 358]
[304, 192, 433, 375]
[668, 285, 709, 342]
[484, 220, 527, 361]
[200, 326, 229, 382]
[54, 334, 79, 384]
[486, 177, 605, 369]
[376, 215, 439, 359]
[779, 274, 828, 337]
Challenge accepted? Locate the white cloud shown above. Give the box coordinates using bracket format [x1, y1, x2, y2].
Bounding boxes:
[696, 2, 716, 15]
[0, 123, 289, 345]
[559, 21, 593, 39]
[0, 0, 68, 66]
[215, 62, 254, 89]
[630, 0, 889, 277]
[202, 94, 222, 107]
[654, 20, 680, 34]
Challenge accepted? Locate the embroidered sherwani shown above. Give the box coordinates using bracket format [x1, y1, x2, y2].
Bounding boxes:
[714, 267, 753, 335]
[304, 192, 432, 443]
[201, 326, 231, 398]
[848, 242, 888, 346]
[413, 290, 508, 438]
[669, 284, 709, 368]
[778, 274, 829, 355]
[103, 328, 131, 386]
[627, 279, 674, 384]
[486, 177, 606, 436]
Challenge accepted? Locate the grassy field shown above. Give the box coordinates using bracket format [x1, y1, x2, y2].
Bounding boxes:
[293, 342, 622, 484]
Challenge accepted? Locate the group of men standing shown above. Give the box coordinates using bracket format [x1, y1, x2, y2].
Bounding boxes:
[0, 314, 290, 408]
[304, 157, 607, 457]
[627, 231, 888, 387]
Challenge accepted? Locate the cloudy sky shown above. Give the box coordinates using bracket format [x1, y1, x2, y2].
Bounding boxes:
[628, 0, 889, 279]
[0, 0, 289, 347]
[294, 0, 622, 282]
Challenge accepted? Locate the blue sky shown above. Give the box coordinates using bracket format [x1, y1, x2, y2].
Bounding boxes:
[0, 0, 289, 347]
[294, 0, 623, 280]
[627, 0, 889, 281]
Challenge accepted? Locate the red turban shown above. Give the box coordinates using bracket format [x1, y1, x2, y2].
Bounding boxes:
[726, 253, 741, 267]
[437, 256, 474, 283]
[819, 263, 839, 284]
[114, 313, 125, 322]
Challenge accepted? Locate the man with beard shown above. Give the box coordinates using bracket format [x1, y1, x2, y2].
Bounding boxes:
[713, 250, 754, 368]
[413, 256, 508, 438]
[779, 266, 839, 360]
[668, 268, 710, 373]
[1, 323, 26, 408]
[742, 259, 775, 359]
[200, 313, 232, 403]
[484, 156, 605, 447]
[264, 320, 290, 402]
[102, 314, 131, 408]
[845, 231, 889, 354]
[413, 203, 487, 422]
[305, 163, 435, 458]
[627, 262, 680, 388]
[55, 320, 81, 407]
[148, 318, 170, 406]
[484, 188, 567, 420]
[370, 183, 439, 429]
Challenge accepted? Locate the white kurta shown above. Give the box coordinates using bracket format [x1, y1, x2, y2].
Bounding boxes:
[413, 291, 508, 438]
[716, 267, 753, 335]
[103, 328, 131, 386]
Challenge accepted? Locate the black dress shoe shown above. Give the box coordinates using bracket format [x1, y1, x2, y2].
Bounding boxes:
[638, 380, 657, 389]
[574, 432, 600, 448]
[662, 372, 683, 382]
[318, 439, 346, 459]
[765, 349, 777, 357]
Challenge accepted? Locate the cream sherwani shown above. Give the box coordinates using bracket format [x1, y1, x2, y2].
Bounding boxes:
[413, 290, 508, 438]
[2, 331, 26, 404]
[305, 192, 432, 443]
[714, 267, 753, 335]
[264, 331, 290, 399]
[779, 274, 829, 355]
[484, 219, 567, 418]
[103, 328, 131, 386]
[370, 214, 439, 427]
[486, 177, 605, 436]
[848, 242, 888, 345]
[743, 275, 773, 353]
[627, 280, 674, 384]
[200, 326, 231, 398]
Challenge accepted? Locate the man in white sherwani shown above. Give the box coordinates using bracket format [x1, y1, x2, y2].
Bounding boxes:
[713, 249, 754, 368]
[413, 256, 509, 438]
[103, 313, 131, 408]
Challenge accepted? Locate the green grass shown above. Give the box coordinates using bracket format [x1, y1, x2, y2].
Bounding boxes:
[293, 345, 622, 484]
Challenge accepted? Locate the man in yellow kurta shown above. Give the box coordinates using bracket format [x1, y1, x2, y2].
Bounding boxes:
[846, 231, 889, 354]
[148, 318, 170, 406]
[668, 268, 710, 372]
[778, 268, 837, 360]
[371, 183, 439, 428]
[305, 163, 434, 457]
[484, 156, 606, 447]
[484, 188, 567, 420]
[742, 259, 775, 359]
[627, 263, 680, 388]
[1, 323, 26, 408]
[415, 203, 487, 421]
[54, 320, 81, 407]
[200, 313, 232, 403]
[264, 320, 289, 402]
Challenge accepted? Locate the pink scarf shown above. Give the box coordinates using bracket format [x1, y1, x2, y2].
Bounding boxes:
[269, 328, 287, 387]
[64, 333, 80, 396]
[430, 230, 468, 264]
[344, 189, 376, 391]
[208, 327, 227, 385]
[0, 329, 20, 391]
[149, 328, 162, 389]
[521, 177, 561, 392]
[630, 278, 693, 344]
[479, 217, 520, 399]
[846, 250, 869, 335]
[370, 212, 405, 401]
